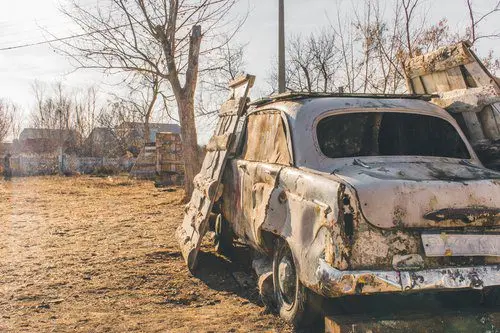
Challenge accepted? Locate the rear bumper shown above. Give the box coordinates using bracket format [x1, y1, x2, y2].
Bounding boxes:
[315, 259, 500, 297]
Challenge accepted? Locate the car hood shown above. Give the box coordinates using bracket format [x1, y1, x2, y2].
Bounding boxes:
[331, 160, 500, 229]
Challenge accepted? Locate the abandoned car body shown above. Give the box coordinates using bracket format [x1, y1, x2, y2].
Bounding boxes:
[215, 95, 500, 323]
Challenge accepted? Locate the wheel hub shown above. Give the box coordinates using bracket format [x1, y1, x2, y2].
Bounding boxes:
[278, 255, 296, 304]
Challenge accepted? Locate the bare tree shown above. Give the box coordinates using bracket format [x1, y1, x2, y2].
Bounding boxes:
[271, 0, 484, 95]
[196, 41, 246, 118]
[483, 49, 500, 75]
[0, 100, 15, 143]
[58, 0, 242, 197]
[401, 0, 421, 58]
[30, 81, 73, 131]
[29, 81, 105, 154]
[112, 73, 163, 143]
[10, 104, 22, 141]
[465, 0, 500, 44]
[463, 0, 500, 74]
[268, 30, 339, 93]
[74, 86, 101, 142]
[97, 99, 136, 156]
[331, 5, 366, 93]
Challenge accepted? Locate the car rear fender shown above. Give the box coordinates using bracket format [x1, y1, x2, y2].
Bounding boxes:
[257, 167, 353, 286]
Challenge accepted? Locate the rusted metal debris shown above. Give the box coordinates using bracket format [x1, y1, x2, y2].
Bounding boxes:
[316, 258, 500, 297]
[175, 74, 255, 271]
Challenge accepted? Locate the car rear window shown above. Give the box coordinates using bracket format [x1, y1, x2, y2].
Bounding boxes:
[316, 112, 471, 159]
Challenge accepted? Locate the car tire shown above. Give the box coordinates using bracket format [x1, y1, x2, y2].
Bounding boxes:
[273, 238, 319, 328]
[214, 214, 234, 256]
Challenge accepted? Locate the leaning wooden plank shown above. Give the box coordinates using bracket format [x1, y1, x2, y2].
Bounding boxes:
[464, 62, 497, 88]
[432, 71, 451, 93]
[446, 67, 468, 90]
[462, 111, 486, 142]
[411, 77, 426, 94]
[478, 103, 500, 141]
[175, 74, 255, 271]
[406, 41, 474, 79]
[206, 133, 234, 152]
[421, 74, 438, 94]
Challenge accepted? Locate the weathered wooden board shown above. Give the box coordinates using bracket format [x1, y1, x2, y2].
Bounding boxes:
[175, 74, 255, 271]
[406, 41, 474, 78]
[446, 67, 467, 90]
[410, 77, 426, 94]
[465, 61, 496, 87]
[406, 41, 500, 170]
[420, 73, 438, 94]
[432, 71, 451, 92]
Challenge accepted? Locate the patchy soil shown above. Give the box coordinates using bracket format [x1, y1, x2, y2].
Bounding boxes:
[0, 176, 292, 332]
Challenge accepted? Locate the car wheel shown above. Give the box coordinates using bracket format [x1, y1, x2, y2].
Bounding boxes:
[214, 214, 233, 255]
[273, 238, 319, 327]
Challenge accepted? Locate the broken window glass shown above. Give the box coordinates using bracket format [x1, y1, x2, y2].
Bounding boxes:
[316, 112, 471, 159]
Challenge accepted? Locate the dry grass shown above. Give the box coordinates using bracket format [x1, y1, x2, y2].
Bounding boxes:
[0, 176, 291, 332]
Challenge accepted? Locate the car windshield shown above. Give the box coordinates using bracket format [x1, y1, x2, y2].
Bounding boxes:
[316, 112, 471, 159]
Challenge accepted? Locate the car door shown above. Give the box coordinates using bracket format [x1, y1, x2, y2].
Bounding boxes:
[232, 110, 293, 247]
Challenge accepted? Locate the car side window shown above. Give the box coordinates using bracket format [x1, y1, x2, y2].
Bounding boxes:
[241, 111, 291, 165]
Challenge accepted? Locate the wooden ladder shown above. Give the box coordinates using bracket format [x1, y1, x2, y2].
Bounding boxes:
[175, 74, 255, 271]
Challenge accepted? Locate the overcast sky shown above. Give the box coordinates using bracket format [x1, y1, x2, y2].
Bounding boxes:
[0, 0, 499, 143]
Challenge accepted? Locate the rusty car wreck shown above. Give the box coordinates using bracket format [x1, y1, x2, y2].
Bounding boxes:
[176, 75, 500, 327]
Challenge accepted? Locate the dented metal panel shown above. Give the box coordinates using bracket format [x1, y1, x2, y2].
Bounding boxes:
[332, 161, 500, 229]
[242, 112, 292, 165]
[315, 259, 500, 297]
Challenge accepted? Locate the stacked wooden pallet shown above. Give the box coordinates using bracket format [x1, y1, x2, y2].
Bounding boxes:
[406, 41, 500, 170]
[155, 132, 184, 186]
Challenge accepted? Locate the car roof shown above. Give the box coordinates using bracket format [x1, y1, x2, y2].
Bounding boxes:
[245, 93, 479, 170]
[250, 92, 435, 106]
[248, 93, 444, 119]
[247, 94, 459, 132]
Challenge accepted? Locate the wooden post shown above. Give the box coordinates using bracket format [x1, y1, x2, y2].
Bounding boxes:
[278, 0, 285, 93]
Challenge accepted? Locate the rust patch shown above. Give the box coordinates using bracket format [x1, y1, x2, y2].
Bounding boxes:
[424, 207, 500, 223]
[392, 206, 406, 227]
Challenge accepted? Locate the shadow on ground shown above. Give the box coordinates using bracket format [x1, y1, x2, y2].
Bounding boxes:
[324, 289, 500, 333]
[194, 244, 263, 307]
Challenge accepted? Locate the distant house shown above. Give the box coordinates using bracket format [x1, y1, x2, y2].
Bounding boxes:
[83, 127, 122, 157]
[116, 122, 181, 156]
[117, 122, 181, 142]
[18, 128, 81, 155]
[0, 142, 13, 156]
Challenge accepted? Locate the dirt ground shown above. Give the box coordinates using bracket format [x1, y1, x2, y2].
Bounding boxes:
[0, 176, 292, 332]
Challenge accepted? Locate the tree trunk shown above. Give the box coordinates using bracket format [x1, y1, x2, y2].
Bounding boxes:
[177, 96, 200, 199]
[144, 119, 151, 144]
[144, 86, 159, 144]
